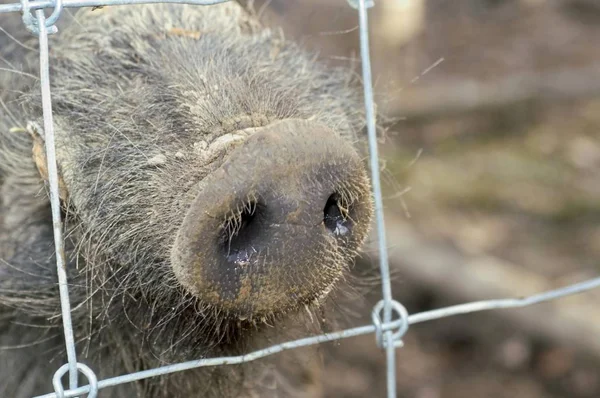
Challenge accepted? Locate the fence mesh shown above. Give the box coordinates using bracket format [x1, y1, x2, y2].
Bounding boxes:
[0, 1, 599, 397]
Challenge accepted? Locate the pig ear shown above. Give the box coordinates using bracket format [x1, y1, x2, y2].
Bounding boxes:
[27, 122, 69, 202]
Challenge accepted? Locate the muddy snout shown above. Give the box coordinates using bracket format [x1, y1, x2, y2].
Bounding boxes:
[171, 119, 373, 319]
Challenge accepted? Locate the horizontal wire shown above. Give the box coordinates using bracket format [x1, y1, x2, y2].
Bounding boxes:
[0, 0, 230, 14]
[34, 276, 600, 398]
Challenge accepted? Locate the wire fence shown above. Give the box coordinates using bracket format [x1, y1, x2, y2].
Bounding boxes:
[0, 0, 599, 397]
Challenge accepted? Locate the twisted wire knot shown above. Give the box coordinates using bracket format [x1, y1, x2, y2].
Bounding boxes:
[21, 0, 63, 35]
[371, 299, 410, 349]
[53, 362, 98, 398]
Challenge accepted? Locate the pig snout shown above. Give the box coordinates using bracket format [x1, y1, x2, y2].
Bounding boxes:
[171, 119, 373, 319]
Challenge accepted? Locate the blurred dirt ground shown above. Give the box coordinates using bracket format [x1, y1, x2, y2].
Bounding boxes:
[250, 0, 600, 397]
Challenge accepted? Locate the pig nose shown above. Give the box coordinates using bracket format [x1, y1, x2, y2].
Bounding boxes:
[171, 119, 373, 319]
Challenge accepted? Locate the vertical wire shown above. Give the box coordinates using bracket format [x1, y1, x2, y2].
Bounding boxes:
[36, 9, 79, 390]
[356, 0, 397, 397]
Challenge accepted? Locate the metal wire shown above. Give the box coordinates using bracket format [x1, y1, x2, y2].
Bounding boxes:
[32, 3, 79, 391]
[353, 0, 398, 396]
[0, 0, 229, 14]
[52, 363, 98, 398]
[0, 0, 599, 397]
[33, 276, 600, 398]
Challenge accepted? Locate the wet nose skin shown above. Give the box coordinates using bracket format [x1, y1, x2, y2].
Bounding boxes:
[171, 119, 373, 319]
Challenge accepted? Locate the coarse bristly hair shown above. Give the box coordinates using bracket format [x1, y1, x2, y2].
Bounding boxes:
[0, 3, 374, 397]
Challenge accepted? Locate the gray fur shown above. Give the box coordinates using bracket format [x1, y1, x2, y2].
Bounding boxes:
[0, 3, 370, 397]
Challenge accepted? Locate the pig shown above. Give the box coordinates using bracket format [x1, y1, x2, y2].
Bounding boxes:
[0, 2, 374, 397]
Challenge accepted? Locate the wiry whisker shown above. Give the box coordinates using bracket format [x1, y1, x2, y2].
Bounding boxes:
[0, 67, 38, 80]
[0, 26, 38, 52]
[0, 330, 60, 350]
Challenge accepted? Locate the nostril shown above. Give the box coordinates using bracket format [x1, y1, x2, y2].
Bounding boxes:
[221, 200, 260, 264]
[324, 193, 352, 237]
